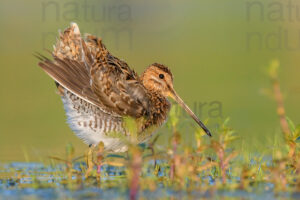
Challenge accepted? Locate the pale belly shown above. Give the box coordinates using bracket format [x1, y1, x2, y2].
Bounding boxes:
[61, 90, 129, 152]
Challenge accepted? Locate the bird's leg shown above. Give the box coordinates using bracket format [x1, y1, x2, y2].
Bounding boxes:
[148, 135, 160, 169]
[96, 142, 104, 186]
[85, 144, 94, 178]
[149, 146, 156, 167]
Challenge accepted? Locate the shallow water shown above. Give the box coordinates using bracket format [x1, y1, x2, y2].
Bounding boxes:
[2, 186, 300, 200]
[0, 162, 300, 200]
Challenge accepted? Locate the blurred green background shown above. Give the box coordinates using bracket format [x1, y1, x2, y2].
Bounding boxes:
[0, 0, 299, 161]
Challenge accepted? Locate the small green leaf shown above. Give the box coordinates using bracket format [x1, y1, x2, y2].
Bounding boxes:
[123, 116, 138, 142]
[169, 104, 179, 127]
[294, 125, 300, 142]
[66, 143, 74, 157]
[222, 117, 230, 128]
[268, 59, 280, 78]
[123, 117, 137, 133]
[286, 117, 296, 133]
[225, 135, 239, 144]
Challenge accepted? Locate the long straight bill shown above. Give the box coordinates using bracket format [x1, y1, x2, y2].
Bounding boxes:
[170, 90, 212, 137]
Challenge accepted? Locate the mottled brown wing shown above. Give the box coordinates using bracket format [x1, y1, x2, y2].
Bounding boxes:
[86, 35, 151, 118]
[37, 56, 105, 109]
[91, 63, 151, 118]
[38, 23, 151, 118]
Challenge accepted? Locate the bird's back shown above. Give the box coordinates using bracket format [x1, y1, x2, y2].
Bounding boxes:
[51, 23, 133, 151]
[37, 23, 160, 151]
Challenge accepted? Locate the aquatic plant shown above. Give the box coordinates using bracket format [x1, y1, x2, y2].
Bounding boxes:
[1, 60, 300, 199]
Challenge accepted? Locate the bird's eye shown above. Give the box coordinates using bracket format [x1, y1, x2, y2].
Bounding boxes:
[159, 74, 164, 79]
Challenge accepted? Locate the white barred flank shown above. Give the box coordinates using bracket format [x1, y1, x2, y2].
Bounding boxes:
[61, 90, 128, 152]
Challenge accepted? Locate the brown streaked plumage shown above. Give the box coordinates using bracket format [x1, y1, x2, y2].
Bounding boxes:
[36, 23, 211, 152]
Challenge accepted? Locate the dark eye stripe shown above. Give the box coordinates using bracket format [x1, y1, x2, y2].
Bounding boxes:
[159, 74, 164, 79]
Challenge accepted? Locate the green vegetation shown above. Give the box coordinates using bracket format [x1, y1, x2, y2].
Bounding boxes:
[1, 0, 300, 161]
[0, 0, 299, 198]
[1, 61, 299, 199]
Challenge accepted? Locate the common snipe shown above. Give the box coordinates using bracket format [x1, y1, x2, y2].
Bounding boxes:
[37, 23, 211, 152]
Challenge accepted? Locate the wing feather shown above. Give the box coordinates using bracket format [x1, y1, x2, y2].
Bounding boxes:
[37, 22, 151, 119]
[38, 57, 106, 109]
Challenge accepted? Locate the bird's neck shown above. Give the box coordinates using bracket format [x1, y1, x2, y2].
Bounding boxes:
[140, 75, 171, 126]
[144, 90, 171, 128]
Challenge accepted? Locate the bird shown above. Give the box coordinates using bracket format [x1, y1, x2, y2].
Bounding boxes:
[36, 23, 211, 152]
